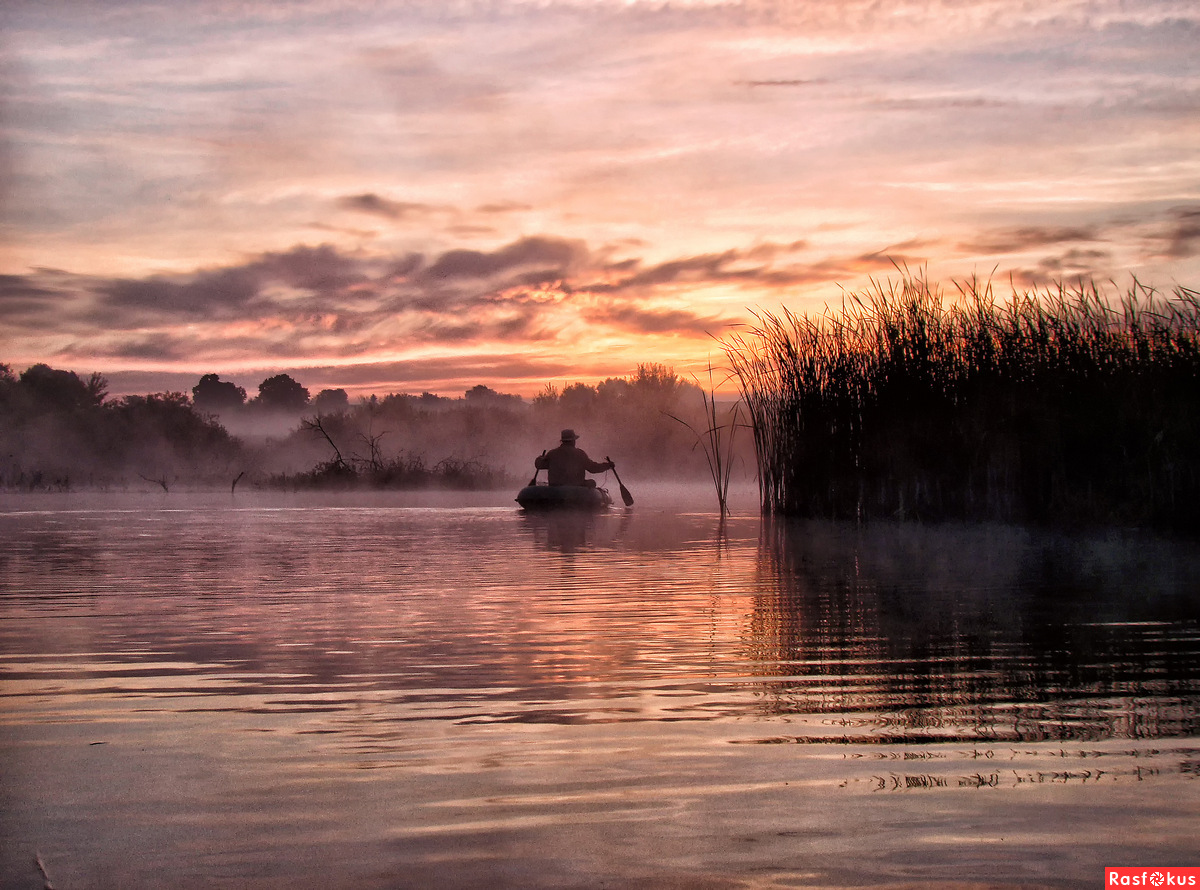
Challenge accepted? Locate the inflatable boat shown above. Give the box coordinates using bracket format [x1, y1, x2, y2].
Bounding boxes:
[515, 483, 613, 511]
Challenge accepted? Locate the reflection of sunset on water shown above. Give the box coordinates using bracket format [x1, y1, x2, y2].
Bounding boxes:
[2, 493, 1197, 886]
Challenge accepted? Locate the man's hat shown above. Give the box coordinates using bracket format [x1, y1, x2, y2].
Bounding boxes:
[560, 429, 579, 442]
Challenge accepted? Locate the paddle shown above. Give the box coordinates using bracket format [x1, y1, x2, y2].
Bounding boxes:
[528, 450, 546, 486]
[606, 456, 634, 506]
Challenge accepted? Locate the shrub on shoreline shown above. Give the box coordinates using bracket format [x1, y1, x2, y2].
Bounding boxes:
[262, 452, 512, 491]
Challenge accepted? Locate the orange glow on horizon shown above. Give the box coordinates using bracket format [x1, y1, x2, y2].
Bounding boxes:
[1, 1, 1197, 400]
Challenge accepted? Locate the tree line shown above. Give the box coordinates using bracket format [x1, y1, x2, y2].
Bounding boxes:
[192, 372, 355, 415]
[0, 363, 241, 491]
[0, 362, 734, 492]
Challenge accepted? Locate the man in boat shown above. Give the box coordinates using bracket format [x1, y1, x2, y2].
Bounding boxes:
[535, 429, 614, 487]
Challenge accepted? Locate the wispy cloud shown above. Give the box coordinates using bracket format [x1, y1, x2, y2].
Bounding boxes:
[584, 303, 736, 337]
[418, 236, 586, 284]
[0, 234, 854, 376]
[2, 0, 1198, 394]
[1157, 206, 1200, 260]
[338, 194, 437, 220]
[958, 227, 1104, 256]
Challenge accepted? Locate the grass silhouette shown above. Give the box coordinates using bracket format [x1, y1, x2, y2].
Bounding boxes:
[724, 271, 1200, 530]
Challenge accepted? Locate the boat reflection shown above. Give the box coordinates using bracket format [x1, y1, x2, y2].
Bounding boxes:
[518, 506, 637, 553]
[518, 508, 603, 553]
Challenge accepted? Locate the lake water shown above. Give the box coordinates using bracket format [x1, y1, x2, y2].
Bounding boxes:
[1, 487, 1198, 889]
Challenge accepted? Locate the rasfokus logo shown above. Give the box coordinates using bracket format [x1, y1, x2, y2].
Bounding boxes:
[1106, 868, 1200, 887]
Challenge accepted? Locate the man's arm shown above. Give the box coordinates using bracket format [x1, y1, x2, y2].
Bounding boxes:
[584, 454, 614, 473]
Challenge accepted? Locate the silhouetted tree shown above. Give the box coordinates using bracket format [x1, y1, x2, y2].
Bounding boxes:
[107, 392, 242, 485]
[311, 388, 350, 413]
[18, 363, 107, 413]
[627, 362, 685, 404]
[0, 363, 16, 411]
[254, 374, 309, 412]
[192, 374, 247, 413]
[465, 384, 523, 407]
[376, 392, 414, 418]
[532, 383, 559, 410]
[466, 384, 498, 402]
[2, 364, 252, 490]
[559, 382, 599, 416]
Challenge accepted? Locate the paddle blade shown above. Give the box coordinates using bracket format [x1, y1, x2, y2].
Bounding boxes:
[607, 456, 633, 506]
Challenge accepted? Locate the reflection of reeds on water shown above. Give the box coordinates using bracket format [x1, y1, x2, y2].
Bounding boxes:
[724, 273, 1200, 529]
[747, 520, 1200, 744]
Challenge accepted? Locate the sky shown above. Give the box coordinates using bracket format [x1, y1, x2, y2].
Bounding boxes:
[1, 0, 1198, 399]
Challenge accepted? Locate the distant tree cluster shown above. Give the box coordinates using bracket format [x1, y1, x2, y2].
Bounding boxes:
[1, 363, 241, 490]
[191, 374, 246, 413]
[0, 361, 729, 491]
[275, 363, 724, 488]
[528, 363, 711, 476]
[192, 372, 322, 415]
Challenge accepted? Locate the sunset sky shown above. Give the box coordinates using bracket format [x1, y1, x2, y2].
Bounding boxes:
[2, 0, 1198, 399]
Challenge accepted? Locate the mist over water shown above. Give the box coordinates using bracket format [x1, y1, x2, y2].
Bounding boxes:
[1, 488, 1197, 889]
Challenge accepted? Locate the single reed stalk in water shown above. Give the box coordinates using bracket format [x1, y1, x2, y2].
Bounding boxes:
[668, 364, 742, 516]
[35, 851, 55, 890]
[723, 273, 1200, 530]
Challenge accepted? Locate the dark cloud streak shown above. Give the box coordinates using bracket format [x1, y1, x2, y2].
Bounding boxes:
[1160, 206, 1200, 259]
[585, 304, 738, 336]
[96, 244, 371, 325]
[958, 226, 1102, 255]
[16, 218, 1185, 384]
[338, 193, 435, 220]
[2, 234, 893, 359]
[420, 236, 585, 282]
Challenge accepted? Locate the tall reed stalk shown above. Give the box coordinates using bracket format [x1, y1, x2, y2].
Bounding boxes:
[668, 366, 742, 516]
[724, 273, 1200, 529]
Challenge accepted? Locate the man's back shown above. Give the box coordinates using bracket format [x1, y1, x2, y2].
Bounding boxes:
[536, 443, 608, 486]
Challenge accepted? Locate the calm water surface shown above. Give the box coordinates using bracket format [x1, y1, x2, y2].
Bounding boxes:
[1, 488, 1198, 889]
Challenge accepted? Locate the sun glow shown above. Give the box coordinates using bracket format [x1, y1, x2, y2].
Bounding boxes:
[0, 0, 1196, 398]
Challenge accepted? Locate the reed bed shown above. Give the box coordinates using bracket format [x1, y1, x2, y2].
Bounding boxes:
[724, 273, 1200, 529]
